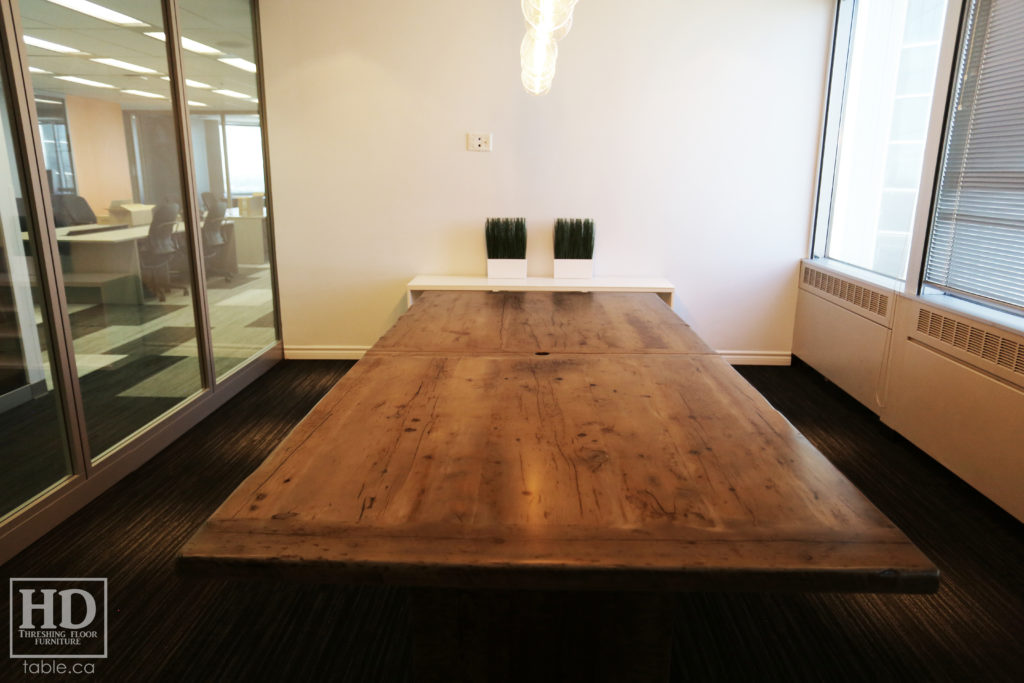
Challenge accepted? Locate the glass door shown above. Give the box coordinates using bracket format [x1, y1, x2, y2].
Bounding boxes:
[0, 58, 73, 518]
[178, 0, 278, 380]
[15, 0, 206, 459]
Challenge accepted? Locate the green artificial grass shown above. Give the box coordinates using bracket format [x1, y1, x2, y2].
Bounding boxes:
[485, 217, 527, 259]
[554, 218, 595, 259]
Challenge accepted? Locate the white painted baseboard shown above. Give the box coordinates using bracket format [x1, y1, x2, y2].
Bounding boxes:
[284, 345, 369, 360]
[719, 351, 792, 366]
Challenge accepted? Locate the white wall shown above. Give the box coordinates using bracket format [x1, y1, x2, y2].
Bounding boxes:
[259, 0, 833, 357]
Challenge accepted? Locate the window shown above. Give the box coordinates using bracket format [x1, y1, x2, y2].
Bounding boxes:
[815, 0, 949, 280]
[922, 0, 1024, 314]
[35, 97, 75, 194]
[224, 117, 265, 197]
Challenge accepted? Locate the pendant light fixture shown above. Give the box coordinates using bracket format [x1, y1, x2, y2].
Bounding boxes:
[520, 0, 579, 95]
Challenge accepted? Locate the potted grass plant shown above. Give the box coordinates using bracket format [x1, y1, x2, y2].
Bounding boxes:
[486, 217, 528, 278]
[553, 218, 594, 278]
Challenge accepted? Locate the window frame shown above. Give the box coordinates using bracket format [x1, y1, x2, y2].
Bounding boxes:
[810, 0, 857, 261]
[916, 0, 1024, 318]
[811, 0, 965, 288]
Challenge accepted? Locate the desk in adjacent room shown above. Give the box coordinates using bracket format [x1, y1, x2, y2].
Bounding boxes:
[52, 220, 241, 304]
[225, 207, 268, 265]
[57, 223, 176, 304]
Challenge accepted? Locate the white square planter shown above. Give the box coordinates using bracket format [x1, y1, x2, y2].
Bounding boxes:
[553, 259, 594, 279]
[487, 259, 527, 278]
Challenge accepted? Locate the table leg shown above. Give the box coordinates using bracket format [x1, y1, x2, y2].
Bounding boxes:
[408, 589, 672, 683]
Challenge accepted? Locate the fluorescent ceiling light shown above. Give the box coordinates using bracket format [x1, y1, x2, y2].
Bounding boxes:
[28, 66, 51, 74]
[24, 35, 82, 54]
[35, 98, 62, 105]
[180, 36, 222, 55]
[144, 31, 222, 56]
[91, 58, 159, 74]
[187, 100, 208, 107]
[161, 76, 212, 89]
[213, 89, 250, 99]
[45, 0, 148, 27]
[55, 75, 114, 88]
[122, 89, 165, 99]
[218, 57, 256, 73]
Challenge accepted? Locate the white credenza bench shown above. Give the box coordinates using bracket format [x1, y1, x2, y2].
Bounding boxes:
[407, 275, 674, 307]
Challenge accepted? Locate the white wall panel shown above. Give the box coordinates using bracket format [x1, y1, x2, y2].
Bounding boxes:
[259, 0, 833, 355]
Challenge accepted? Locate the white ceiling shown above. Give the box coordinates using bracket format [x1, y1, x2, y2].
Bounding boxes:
[20, 0, 260, 112]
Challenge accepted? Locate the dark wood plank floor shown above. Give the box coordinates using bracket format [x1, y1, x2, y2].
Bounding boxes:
[2, 358, 1023, 681]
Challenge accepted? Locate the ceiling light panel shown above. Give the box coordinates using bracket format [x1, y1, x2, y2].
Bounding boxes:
[181, 36, 222, 55]
[24, 35, 83, 54]
[161, 76, 212, 89]
[145, 31, 222, 56]
[121, 89, 165, 99]
[45, 0, 149, 27]
[91, 58, 159, 74]
[218, 57, 256, 74]
[55, 75, 114, 88]
[212, 89, 251, 99]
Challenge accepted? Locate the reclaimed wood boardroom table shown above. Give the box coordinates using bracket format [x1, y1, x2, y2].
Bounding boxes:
[181, 291, 938, 681]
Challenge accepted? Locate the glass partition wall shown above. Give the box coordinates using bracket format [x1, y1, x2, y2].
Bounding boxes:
[178, 0, 275, 379]
[0, 0, 279, 556]
[19, 0, 206, 458]
[0, 53, 73, 518]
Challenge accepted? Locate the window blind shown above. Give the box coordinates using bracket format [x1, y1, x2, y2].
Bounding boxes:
[924, 0, 1024, 312]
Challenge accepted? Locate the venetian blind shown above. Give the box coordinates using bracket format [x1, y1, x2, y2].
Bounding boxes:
[923, 0, 1024, 311]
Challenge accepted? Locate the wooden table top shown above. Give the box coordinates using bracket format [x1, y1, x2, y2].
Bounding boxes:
[182, 292, 937, 592]
[373, 290, 713, 355]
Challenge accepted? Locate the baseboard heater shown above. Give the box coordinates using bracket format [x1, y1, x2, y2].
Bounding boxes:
[885, 300, 1024, 523]
[793, 261, 899, 412]
[801, 264, 893, 325]
[910, 306, 1024, 391]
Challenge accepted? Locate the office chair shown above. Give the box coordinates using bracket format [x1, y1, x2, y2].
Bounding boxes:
[201, 191, 230, 215]
[51, 194, 97, 227]
[16, 197, 27, 232]
[64, 195, 97, 225]
[201, 200, 236, 282]
[139, 203, 188, 302]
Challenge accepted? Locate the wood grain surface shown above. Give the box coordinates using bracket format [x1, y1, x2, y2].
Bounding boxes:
[182, 345, 937, 592]
[372, 290, 713, 355]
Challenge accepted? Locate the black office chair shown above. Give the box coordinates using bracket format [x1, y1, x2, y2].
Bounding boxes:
[139, 203, 188, 302]
[64, 195, 97, 225]
[51, 194, 97, 227]
[50, 194, 72, 228]
[201, 200, 235, 281]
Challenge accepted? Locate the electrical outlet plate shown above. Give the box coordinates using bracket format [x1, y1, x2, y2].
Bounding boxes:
[467, 132, 492, 152]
